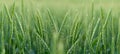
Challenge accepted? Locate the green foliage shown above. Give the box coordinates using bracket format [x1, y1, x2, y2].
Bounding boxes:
[0, 0, 120, 54]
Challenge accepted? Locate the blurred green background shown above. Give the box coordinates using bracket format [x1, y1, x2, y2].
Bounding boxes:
[1, 0, 120, 13]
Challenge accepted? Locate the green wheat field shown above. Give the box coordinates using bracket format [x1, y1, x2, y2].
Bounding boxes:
[0, 0, 120, 54]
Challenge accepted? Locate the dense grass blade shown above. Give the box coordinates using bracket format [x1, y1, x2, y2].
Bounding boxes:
[58, 9, 71, 33]
[117, 17, 120, 54]
[70, 12, 80, 45]
[67, 34, 82, 54]
[15, 13, 25, 37]
[35, 30, 50, 52]
[102, 9, 112, 53]
[4, 4, 14, 54]
[0, 9, 5, 54]
[90, 18, 100, 44]
[111, 12, 115, 54]
[47, 8, 58, 32]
